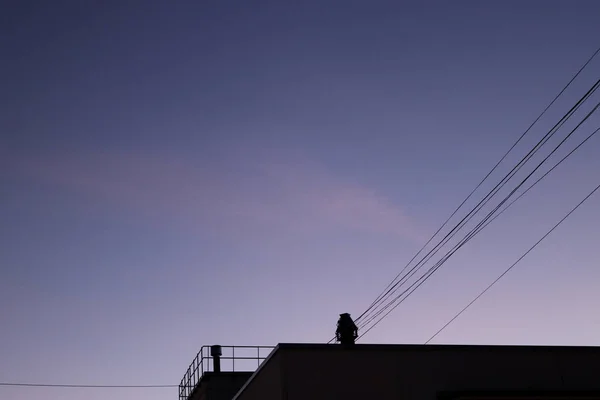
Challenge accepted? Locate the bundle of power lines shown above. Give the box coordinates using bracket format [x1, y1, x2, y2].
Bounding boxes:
[331, 44, 600, 345]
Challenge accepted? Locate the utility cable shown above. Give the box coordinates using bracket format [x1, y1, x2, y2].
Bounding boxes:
[355, 44, 600, 323]
[360, 101, 600, 333]
[329, 116, 600, 345]
[0, 382, 177, 388]
[481, 126, 600, 232]
[329, 80, 600, 344]
[357, 80, 600, 327]
[358, 101, 600, 336]
[424, 180, 600, 344]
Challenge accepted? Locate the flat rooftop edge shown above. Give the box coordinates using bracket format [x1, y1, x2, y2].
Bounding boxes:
[232, 342, 600, 400]
[274, 343, 600, 352]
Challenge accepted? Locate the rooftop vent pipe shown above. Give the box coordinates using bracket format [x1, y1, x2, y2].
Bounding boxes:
[211, 345, 222, 372]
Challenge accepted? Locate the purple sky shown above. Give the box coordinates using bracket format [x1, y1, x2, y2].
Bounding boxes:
[2, 1, 600, 399]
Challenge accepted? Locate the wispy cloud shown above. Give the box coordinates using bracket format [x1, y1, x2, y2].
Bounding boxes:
[10, 150, 422, 241]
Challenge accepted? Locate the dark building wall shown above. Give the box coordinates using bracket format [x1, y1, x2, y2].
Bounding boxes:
[232, 351, 283, 400]
[235, 344, 600, 400]
[190, 372, 253, 400]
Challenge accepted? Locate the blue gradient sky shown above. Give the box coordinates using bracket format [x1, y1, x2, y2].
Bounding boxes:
[2, 1, 600, 399]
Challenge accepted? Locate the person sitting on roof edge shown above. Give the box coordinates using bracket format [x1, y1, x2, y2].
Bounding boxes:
[336, 313, 358, 345]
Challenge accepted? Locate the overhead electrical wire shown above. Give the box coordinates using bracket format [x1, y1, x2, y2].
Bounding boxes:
[326, 48, 600, 345]
[476, 126, 600, 233]
[358, 98, 600, 332]
[357, 81, 600, 324]
[327, 92, 600, 345]
[327, 121, 600, 345]
[423, 180, 600, 344]
[0, 382, 177, 388]
[357, 101, 600, 339]
[356, 78, 600, 332]
[354, 44, 600, 327]
[358, 121, 600, 336]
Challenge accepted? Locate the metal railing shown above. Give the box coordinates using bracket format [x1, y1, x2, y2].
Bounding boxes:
[178, 345, 274, 400]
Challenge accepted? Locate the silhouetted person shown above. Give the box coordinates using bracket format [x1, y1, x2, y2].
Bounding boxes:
[336, 313, 358, 345]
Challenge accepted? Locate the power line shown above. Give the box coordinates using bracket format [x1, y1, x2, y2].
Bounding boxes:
[0, 382, 177, 388]
[357, 98, 600, 338]
[354, 43, 600, 326]
[357, 96, 590, 328]
[357, 79, 600, 331]
[424, 180, 600, 344]
[327, 53, 600, 345]
[360, 75, 600, 321]
[327, 92, 600, 345]
[479, 126, 600, 232]
[359, 104, 600, 336]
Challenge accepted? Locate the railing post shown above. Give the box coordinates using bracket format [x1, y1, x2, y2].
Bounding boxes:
[201, 348, 205, 375]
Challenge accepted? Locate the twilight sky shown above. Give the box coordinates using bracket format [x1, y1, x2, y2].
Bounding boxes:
[2, 1, 600, 399]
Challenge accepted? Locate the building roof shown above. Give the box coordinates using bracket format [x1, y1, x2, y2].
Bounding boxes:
[233, 343, 600, 400]
[274, 342, 600, 352]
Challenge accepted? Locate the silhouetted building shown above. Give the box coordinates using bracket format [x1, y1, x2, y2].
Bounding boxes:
[180, 343, 600, 400]
[179, 345, 274, 400]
